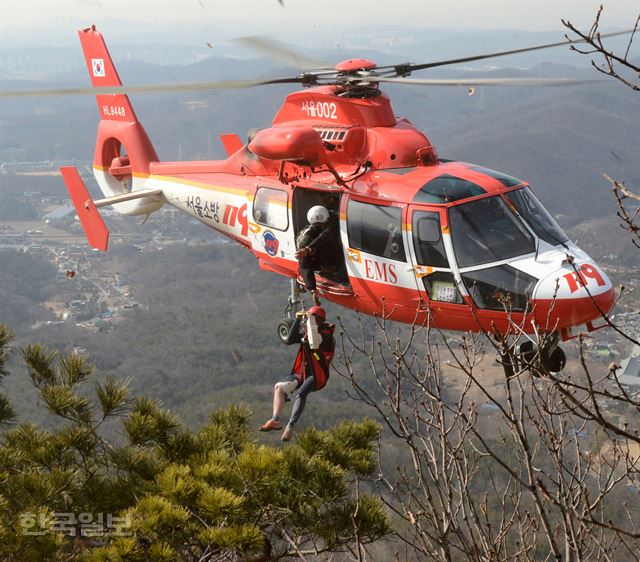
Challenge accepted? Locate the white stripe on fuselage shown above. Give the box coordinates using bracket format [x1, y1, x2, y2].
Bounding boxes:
[146, 175, 252, 242]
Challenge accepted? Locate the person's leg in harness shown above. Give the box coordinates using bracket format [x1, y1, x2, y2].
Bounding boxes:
[259, 375, 298, 432]
[281, 375, 316, 441]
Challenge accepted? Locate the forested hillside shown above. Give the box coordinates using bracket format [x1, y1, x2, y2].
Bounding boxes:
[0, 235, 378, 431]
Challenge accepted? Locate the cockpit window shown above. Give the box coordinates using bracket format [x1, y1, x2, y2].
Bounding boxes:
[461, 265, 536, 312]
[506, 187, 569, 246]
[425, 271, 463, 304]
[414, 174, 486, 204]
[449, 195, 535, 268]
[468, 166, 523, 188]
[412, 211, 448, 268]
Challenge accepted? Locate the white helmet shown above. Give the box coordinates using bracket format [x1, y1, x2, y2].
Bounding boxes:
[307, 205, 329, 225]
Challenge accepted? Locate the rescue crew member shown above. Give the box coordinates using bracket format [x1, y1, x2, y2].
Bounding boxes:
[259, 305, 335, 441]
[295, 205, 340, 306]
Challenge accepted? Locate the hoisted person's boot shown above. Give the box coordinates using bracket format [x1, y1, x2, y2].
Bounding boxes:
[281, 424, 293, 442]
[259, 418, 282, 431]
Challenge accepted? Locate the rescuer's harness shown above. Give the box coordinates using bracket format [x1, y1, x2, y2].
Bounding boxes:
[291, 322, 335, 391]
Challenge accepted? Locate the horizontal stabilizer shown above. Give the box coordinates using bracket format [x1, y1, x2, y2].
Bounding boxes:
[60, 166, 110, 251]
[93, 189, 164, 208]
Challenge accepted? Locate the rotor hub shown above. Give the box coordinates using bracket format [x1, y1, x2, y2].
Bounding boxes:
[334, 59, 377, 72]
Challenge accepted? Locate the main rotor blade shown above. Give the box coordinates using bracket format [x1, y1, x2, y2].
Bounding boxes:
[232, 35, 333, 70]
[3, 28, 630, 98]
[368, 76, 605, 87]
[387, 29, 635, 74]
[0, 76, 304, 98]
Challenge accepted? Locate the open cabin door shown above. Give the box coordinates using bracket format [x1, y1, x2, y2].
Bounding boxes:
[291, 186, 350, 290]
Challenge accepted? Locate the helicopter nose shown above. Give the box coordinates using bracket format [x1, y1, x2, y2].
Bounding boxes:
[532, 261, 615, 329]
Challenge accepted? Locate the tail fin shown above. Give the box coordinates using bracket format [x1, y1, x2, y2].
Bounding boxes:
[77, 26, 160, 215]
[79, 25, 139, 124]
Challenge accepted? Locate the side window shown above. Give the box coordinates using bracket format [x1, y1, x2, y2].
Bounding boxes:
[253, 187, 288, 231]
[412, 211, 448, 268]
[347, 200, 406, 261]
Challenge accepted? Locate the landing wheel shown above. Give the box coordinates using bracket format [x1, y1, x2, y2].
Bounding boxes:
[519, 340, 536, 367]
[278, 278, 303, 344]
[543, 347, 566, 373]
[517, 334, 566, 374]
[277, 318, 294, 344]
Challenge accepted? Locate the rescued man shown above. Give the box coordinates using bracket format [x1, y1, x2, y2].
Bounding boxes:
[259, 305, 335, 441]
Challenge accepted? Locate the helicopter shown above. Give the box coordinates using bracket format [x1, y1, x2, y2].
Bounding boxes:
[27, 25, 625, 372]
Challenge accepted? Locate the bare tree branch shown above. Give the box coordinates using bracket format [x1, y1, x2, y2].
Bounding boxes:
[563, 6, 640, 91]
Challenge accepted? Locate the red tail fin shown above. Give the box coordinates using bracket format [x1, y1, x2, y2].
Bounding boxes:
[77, 26, 158, 176]
[78, 25, 137, 123]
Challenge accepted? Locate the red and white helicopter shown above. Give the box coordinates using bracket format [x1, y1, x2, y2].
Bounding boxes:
[20, 26, 625, 370]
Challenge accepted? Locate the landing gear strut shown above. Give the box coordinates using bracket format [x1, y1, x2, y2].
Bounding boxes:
[277, 279, 304, 344]
[518, 332, 566, 374]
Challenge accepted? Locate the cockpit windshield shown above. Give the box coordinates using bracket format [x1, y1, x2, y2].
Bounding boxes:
[506, 187, 569, 246]
[450, 195, 535, 268]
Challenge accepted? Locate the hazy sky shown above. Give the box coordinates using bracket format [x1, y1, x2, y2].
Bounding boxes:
[1, 0, 638, 45]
